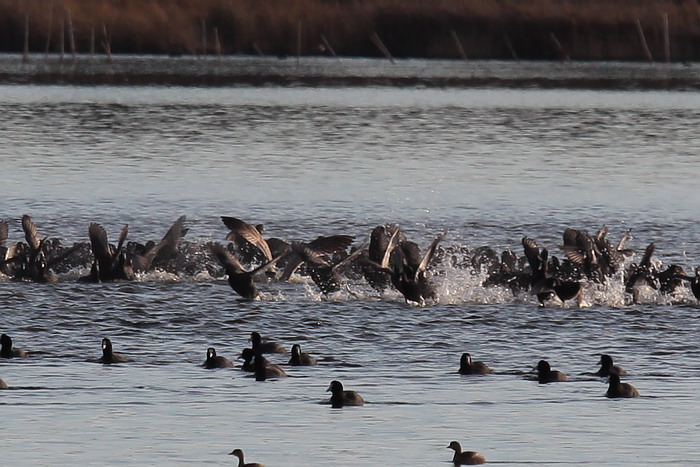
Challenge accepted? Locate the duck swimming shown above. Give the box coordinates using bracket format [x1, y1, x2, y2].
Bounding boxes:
[326, 380, 364, 407]
[253, 354, 288, 381]
[459, 353, 494, 375]
[289, 344, 317, 366]
[99, 337, 128, 364]
[203, 347, 234, 369]
[596, 354, 627, 377]
[228, 448, 265, 467]
[606, 374, 640, 398]
[238, 348, 256, 372]
[250, 331, 287, 354]
[1, 334, 28, 358]
[447, 441, 486, 465]
[536, 359, 568, 383]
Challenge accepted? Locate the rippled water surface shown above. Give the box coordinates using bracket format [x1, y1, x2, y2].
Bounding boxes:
[2, 59, 700, 466]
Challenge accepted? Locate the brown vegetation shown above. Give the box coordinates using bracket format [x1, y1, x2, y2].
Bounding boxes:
[1, 0, 699, 60]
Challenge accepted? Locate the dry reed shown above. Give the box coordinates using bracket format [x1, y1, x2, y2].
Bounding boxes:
[0, 0, 699, 60]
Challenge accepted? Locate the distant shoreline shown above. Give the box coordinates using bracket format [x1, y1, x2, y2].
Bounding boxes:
[0, 55, 698, 90]
[1, 1, 699, 62]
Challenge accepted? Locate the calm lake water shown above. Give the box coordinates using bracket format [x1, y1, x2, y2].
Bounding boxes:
[1, 57, 700, 466]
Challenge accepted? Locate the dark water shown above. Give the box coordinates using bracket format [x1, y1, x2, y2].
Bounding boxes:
[2, 58, 700, 466]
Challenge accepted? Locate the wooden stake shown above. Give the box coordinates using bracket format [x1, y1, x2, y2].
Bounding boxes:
[549, 32, 570, 61]
[320, 34, 338, 58]
[214, 27, 221, 58]
[503, 33, 518, 60]
[59, 17, 64, 62]
[450, 29, 467, 60]
[66, 9, 76, 62]
[23, 14, 29, 63]
[296, 20, 302, 67]
[370, 32, 394, 63]
[201, 18, 207, 56]
[635, 19, 653, 62]
[90, 27, 95, 55]
[44, 1, 53, 57]
[102, 23, 112, 63]
[662, 12, 670, 63]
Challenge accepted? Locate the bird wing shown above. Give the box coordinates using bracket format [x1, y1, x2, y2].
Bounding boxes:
[21, 214, 41, 251]
[221, 216, 273, 261]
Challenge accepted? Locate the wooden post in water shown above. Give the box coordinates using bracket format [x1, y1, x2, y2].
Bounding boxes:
[635, 19, 653, 62]
[450, 29, 467, 60]
[214, 27, 221, 58]
[59, 17, 64, 62]
[66, 9, 76, 63]
[320, 34, 339, 59]
[44, 1, 53, 57]
[549, 32, 570, 61]
[503, 33, 518, 60]
[102, 24, 112, 63]
[370, 32, 394, 63]
[23, 15, 29, 63]
[296, 20, 302, 67]
[201, 18, 207, 57]
[662, 12, 670, 63]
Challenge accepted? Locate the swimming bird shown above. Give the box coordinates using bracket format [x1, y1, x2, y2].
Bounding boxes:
[596, 354, 627, 377]
[203, 347, 234, 369]
[289, 344, 317, 366]
[447, 441, 486, 465]
[131, 215, 188, 272]
[606, 374, 640, 398]
[228, 448, 265, 467]
[238, 348, 256, 372]
[326, 380, 364, 407]
[459, 353, 494, 375]
[250, 331, 287, 354]
[87, 223, 134, 282]
[99, 338, 128, 364]
[210, 243, 282, 300]
[536, 359, 568, 383]
[1, 333, 28, 358]
[253, 354, 288, 381]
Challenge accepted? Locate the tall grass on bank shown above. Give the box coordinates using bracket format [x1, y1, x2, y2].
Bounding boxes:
[1, 0, 699, 60]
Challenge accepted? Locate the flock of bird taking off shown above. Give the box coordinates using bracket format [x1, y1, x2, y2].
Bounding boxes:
[3, 214, 673, 466]
[1, 214, 699, 306]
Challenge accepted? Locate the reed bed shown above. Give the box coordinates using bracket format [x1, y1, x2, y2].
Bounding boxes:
[1, 0, 699, 60]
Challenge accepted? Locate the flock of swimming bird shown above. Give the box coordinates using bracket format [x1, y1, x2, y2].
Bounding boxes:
[1, 327, 641, 466]
[1, 214, 700, 307]
[0, 214, 694, 465]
